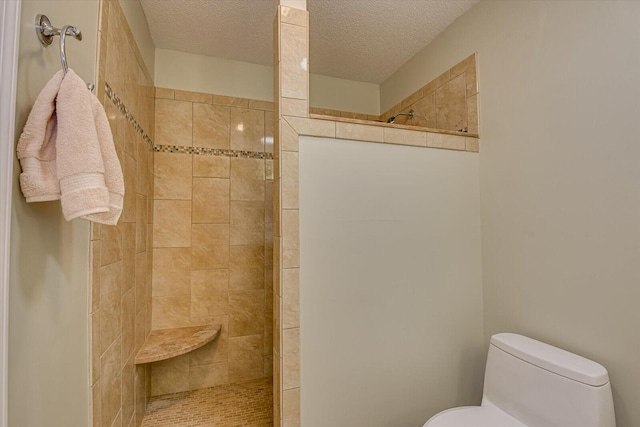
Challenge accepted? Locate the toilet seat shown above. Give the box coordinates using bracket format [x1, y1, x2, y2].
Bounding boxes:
[424, 405, 527, 427]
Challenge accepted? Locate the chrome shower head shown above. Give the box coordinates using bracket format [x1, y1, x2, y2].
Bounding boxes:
[386, 109, 414, 124]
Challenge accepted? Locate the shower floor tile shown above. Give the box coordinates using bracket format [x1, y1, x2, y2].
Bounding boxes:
[141, 377, 273, 427]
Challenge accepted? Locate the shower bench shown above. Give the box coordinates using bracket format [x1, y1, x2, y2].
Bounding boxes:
[134, 323, 222, 364]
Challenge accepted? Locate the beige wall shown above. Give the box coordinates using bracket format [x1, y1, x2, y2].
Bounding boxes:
[118, 0, 155, 79]
[381, 2, 640, 426]
[309, 74, 379, 115]
[299, 136, 484, 425]
[10, 1, 98, 426]
[155, 48, 379, 114]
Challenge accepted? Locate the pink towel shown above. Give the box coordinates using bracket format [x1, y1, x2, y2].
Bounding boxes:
[17, 69, 124, 225]
[16, 70, 64, 202]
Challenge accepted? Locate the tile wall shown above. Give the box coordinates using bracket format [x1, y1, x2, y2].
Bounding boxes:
[148, 88, 275, 396]
[90, 1, 156, 427]
[381, 54, 479, 134]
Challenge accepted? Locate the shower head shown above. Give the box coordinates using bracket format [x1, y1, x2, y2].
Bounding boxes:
[386, 109, 414, 124]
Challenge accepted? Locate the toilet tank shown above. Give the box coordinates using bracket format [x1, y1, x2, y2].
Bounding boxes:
[482, 333, 615, 427]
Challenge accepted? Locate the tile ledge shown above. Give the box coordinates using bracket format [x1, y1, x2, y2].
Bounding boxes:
[308, 113, 478, 138]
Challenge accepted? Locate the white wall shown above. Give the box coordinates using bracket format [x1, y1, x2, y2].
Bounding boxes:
[118, 0, 155, 78]
[309, 74, 379, 115]
[381, 2, 640, 426]
[299, 136, 484, 426]
[10, 1, 97, 426]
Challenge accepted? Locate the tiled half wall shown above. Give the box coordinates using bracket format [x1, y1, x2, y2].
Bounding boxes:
[149, 88, 275, 396]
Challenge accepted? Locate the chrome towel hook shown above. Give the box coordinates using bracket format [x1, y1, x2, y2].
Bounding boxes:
[35, 14, 94, 91]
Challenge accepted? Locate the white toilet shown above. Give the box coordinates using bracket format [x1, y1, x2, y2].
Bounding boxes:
[425, 333, 616, 427]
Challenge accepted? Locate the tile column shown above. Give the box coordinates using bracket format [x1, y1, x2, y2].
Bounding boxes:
[274, 1, 307, 425]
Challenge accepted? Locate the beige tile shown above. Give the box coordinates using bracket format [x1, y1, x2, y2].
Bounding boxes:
[282, 328, 299, 390]
[230, 158, 265, 180]
[466, 65, 478, 97]
[193, 103, 230, 149]
[467, 94, 479, 135]
[423, 69, 451, 94]
[189, 362, 229, 389]
[282, 268, 299, 329]
[230, 108, 265, 152]
[282, 210, 299, 268]
[436, 74, 467, 132]
[282, 388, 300, 427]
[155, 87, 174, 99]
[282, 151, 298, 209]
[189, 315, 229, 365]
[411, 91, 437, 128]
[193, 155, 230, 178]
[121, 357, 135, 425]
[228, 334, 264, 382]
[152, 247, 191, 297]
[281, 119, 299, 152]
[191, 224, 230, 270]
[401, 88, 424, 109]
[248, 99, 275, 111]
[150, 356, 189, 396]
[336, 122, 384, 143]
[229, 290, 265, 337]
[154, 152, 192, 200]
[265, 111, 275, 154]
[175, 89, 212, 104]
[427, 133, 467, 151]
[100, 338, 122, 427]
[192, 178, 230, 223]
[280, 6, 307, 27]
[284, 116, 335, 139]
[121, 154, 136, 223]
[211, 94, 248, 108]
[466, 137, 480, 152]
[191, 270, 229, 318]
[153, 200, 191, 247]
[91, 380, 101, 427]
[90, 311, 100, 385]
[265, 181, 274, 223]
[281, 98, 308, 117]
[154, 99, 192, 146]
[101, 224, 122, 266]
[152, 296, 191, 329]
[230, 179, 265, 202]
[230, 245, 265, 290]
[91, 241, 101, 313]
[100, 261, 122, 353]
[450, 53, 475, 78]
[135, 195, 148, 253]
[383, 128, 427, 147]
[281, 23, 308, 100]
[121, 289, 135, 366]
[230, 201, 265, 245]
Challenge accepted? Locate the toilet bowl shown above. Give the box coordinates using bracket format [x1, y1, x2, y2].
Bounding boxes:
[424, 333, 615, 427]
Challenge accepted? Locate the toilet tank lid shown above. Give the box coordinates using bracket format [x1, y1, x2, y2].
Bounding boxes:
[490, 333, 610, 386]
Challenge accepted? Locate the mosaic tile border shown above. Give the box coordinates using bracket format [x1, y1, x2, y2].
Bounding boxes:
[154, 145, 274, 160]
[105, 82, 154, 148]
[106, 83, 273, 160]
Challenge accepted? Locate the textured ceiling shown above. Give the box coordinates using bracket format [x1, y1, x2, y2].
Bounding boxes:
[140, 0, 479, 83]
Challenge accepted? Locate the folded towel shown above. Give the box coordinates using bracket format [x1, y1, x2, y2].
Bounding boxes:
[57, 70, 124, 225]
[16, 70, 64, 202]
[17, 69, 124, 225]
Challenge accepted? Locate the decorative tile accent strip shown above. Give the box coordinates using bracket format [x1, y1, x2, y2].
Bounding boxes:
[105, 82, 154, 148]
[107, 83, 271, 160]
[154, 144, 274, 160]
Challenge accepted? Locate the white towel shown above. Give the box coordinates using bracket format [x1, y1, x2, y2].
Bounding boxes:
[17, 69, 124, 225]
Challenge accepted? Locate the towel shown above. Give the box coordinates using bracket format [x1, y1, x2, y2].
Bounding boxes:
[16, 70, 64, 202]
[17, 69, 124, 225]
